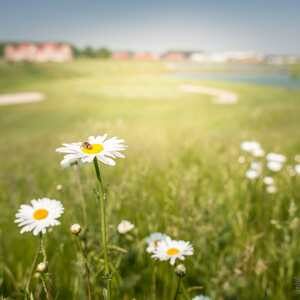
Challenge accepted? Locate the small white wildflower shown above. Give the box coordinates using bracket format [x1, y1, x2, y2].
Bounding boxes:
[295, 164, 300, 175]
[240, 141, 261, 153]
[263, 176, 274, 186]
[245, 169, 260, 180]
[117, 220, 134, 234]
[266, 185, 277, 194]
[152, 237, 193, 265]
[267, 161, 283, 172]
[266, 153, 286, 163]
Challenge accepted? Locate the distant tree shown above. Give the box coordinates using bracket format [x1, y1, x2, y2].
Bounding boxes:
[82, 46, 96, 57]
[0, 43, 6, 58]
[96, 48, 111, 59]
[71, 45, 82, 58]
[76, 46, 112, 59]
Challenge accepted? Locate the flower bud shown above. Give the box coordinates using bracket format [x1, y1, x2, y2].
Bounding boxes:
[175, 264, 186, 277]
[34, 272, 41, 279]
[56, 184, 63, 191]
[70, 223, 81, 235]
[36, 262, 48, 273]
[117, 220, 134, 234]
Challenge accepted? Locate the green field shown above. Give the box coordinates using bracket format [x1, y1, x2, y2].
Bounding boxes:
[291, 64, 300, 78]
[0, 59, 300, 299]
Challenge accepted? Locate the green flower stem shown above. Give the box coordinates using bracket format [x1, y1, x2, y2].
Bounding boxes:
[181, 283, 190, 300]
[152, 263, 157, 300]
[40, 234, 47, 263]
[174, 276, 182, 300]
[40, 235, 52, 300]
[76, 238, 92, 300]
[25, 236, 42, 297]
[40, 275, 51, 300]
[93, 158, 111, 300]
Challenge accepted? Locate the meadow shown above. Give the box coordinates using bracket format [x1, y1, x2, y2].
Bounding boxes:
[0, 59, 300, 300]
[291, 64, 300, 78]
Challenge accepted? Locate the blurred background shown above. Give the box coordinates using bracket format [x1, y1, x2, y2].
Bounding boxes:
[0, 1, 300, 299]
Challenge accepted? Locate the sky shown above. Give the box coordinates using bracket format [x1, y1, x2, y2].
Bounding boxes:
[0, 0, 299, 54]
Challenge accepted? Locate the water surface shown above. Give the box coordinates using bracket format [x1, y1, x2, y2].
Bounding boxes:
[174, 71, 300, 89]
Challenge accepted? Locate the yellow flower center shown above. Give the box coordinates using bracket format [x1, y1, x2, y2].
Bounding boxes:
[81, 142, 104, 154]
[166, 247, 180, 256]
[33, 209, 49, 220]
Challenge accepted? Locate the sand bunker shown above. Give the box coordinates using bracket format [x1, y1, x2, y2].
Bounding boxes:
[0, 92, 45, 106]
[180, 84, 238, 104]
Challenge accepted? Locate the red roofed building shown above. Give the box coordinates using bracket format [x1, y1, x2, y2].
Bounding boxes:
[161, 51, 188, 61]
[133, 52, 159, 61]
[112, 51, 133, 60]
[4, 42, 73, 63]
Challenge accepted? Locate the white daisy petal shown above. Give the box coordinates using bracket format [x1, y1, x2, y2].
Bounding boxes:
[98, 155, 116, 166]
[192, 295, 211, 300]
[145, 232, 170, 254]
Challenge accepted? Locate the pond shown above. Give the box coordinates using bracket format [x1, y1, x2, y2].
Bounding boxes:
[174, 71, 300, 89]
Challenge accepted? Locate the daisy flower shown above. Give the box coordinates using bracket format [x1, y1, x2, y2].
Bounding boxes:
[266, 185, 277, 194]
[146, 232, 170, 253]
[263, 176, 274, 186]
[240, 141, 263, 156]
[266, 153, 286, 172]
[267, 161, 283, 172]
[15, 198, 64, 236]
[245, 169, 260, 180]
[266, 153, 286, 163]
[117, 220, 134, 234]
[152, 237, 193, 265]
[56, 134, 127, 167]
